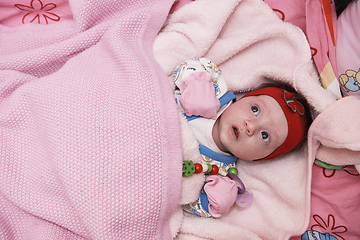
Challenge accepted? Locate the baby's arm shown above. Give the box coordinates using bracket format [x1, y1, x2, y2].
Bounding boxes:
[173, 58, 223, 119]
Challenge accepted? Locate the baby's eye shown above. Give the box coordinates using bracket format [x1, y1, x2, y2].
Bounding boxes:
[251, 106, 259, 116]
[261, 132, 269, 143]
[187, 67, 196, 71]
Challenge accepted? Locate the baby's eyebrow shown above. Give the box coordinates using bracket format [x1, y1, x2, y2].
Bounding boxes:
[256, 99, 267, 111]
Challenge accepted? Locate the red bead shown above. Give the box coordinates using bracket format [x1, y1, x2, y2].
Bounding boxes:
[210, 165, 219, 175]
[194, 163, 203, 173]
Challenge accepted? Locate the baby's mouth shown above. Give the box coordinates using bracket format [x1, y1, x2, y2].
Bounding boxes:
[233, 127, 239, 139]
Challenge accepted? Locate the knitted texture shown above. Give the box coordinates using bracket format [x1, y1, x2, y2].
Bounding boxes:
[0, 0, 182, 239]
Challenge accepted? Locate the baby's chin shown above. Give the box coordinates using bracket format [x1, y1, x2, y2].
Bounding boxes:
[232, 154, 258, 161]
[232, 153, 268, 161]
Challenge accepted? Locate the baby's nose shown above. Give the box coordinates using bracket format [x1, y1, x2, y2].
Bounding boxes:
[244, 120, 256, 136]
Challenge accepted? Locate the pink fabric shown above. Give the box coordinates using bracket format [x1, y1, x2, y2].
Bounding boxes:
[0, 0, 182, 239]
[305, 0, 339, 96]
[265, 0, 341, 98]
[0, 0, 74, 27]
[264, 0, 306, 33]
[180, 72, 220, 119]
[170, 0, 195, 14]
[204, 176, 237, 218]
[307, 96, 360, 167]
[306, 164, 360, 240]
[288, 95, 360, 240]
[291, 164, 360, 240]
[170, 0, 341, 99]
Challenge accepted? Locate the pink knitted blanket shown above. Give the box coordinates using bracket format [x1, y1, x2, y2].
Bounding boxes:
[0, 0, 182, 239]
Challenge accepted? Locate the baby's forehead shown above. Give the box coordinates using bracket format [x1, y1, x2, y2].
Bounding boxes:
[239, 94, 287, 119]
[239, 94, 278, 104]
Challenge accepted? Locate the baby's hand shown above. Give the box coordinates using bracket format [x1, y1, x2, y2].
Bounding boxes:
[179, 72, 220, 119]
[204, 175, 238, 218]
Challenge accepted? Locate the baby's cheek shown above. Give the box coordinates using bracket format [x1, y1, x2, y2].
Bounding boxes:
[240, 142, 273, 160]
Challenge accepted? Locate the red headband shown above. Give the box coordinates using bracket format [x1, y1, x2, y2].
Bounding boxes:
[242, 87, 306, 160]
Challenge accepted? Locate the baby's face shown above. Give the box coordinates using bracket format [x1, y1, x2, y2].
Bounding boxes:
[212, 95, 288, 160]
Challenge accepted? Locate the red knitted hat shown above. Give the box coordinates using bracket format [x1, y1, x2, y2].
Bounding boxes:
[242, 87, 307, 160]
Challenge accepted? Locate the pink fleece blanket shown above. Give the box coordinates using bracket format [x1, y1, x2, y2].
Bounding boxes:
[0, 0, 183, 239]
[154, 0, 360, 239]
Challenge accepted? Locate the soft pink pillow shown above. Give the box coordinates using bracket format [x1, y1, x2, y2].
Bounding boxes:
[0, 0, 73, 27]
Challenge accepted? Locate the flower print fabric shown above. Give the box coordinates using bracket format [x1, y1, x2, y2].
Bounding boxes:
[0, 0, 73, 27]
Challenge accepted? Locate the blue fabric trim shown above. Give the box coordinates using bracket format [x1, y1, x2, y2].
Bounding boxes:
[184, 114, 200, 121]
[200, 191, 209, 213]
[219, 91, 236, 108]
[199, 144, 237, 164]
[184, 91, 236, 121]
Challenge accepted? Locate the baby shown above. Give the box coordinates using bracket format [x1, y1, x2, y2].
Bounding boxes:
[174, 58, 311, 218]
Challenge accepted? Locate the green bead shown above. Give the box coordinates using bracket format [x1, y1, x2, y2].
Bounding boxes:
[228, 167, 238, 175]
[183, 160, 195, 177]
[315, 159, 343, 169]
[206, 164, 212, 173]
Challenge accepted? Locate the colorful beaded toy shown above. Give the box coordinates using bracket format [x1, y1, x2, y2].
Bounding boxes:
[182, 160, 238, 177]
